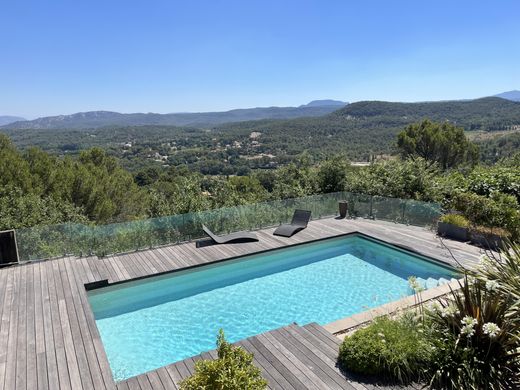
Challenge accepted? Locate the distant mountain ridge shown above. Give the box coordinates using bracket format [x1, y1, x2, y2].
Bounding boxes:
[1, 101, 347, 130]
[0, 116, 26, 126]
[300, 99, 346, 107]
[3, 94, 518, 131]
[332, 97, 520, 123]
[494, 90, 520, 102]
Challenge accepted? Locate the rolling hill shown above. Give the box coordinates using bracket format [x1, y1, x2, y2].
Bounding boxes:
[1, 101, 347, 130]
[330, 97, 520, 130]
[494, 90, 520, 102]
[0, 116, 26, 126]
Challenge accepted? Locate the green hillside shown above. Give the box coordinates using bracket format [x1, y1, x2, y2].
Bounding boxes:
[2, 97, 519, 174]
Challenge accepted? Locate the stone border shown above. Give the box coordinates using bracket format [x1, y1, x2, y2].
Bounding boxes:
[324, 278, 463, 340]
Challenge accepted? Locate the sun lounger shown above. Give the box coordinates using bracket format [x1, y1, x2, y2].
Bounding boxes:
[273, 209, 311, 237]
[202, 225, 258, 244]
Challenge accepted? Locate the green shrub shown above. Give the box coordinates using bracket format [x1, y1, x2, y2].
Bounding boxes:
[180, 330, 268, 390]
[439, 213, 470, 228]
[449, 191, 520, 239]
[467, 165, 520, 203]
[338, 315, 435, 383]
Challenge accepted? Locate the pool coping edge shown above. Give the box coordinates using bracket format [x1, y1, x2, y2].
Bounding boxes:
[325, 278, 463, 337]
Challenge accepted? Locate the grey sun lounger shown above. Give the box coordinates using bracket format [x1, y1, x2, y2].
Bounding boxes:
[202, 225, 258, 244]
[273, 209, 311, 237]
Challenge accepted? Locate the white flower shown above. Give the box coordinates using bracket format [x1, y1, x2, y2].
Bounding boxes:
[483, 322, 501, 338]
[461, 324, 475, 337]
[485, 280, 500, 292]
[461, 316, 478, 326]
[377, 332, 385, 338]
[460, 316, 478, 338]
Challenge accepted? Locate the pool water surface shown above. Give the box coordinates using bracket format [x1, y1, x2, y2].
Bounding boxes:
[88, 234, 455, 381]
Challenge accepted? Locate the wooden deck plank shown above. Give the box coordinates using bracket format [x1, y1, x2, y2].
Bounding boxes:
[155, 367, 177, 390]
[286, 325, 339, 365]
[71, 259, 115, 390]
[172, 360, 191, 381]
[99, 257, 122, 283]
[123, 252, 151, 278]
[57, 258, 96, 389]
[33, 264, 49, 390]
[165, 363, 184, 387]
[126, 376, 141, 390]
[105, 255, 131, 281]
[26, 264, 38, 390]
[260, 331, 333, 389]
[135, 250, 166, 274]
[146, 371, 164, 390]
[239, 339, 296, 390]
[15, 264, 28, 390]
[276, 327, 353, 390]
[63, 258, 107, 390]
[84, 257, 101, 283]
[53, 261, 84, 390]
[136, 375, 153, 390]
[116, 380, 130, 390]
[40, 262, 60, 390]
[155, 247, 190, 269]
[0, 267, 13, 389]
[1, 267, 19, 390]
[44, 261, 72, 390]
[248, 334, 307, 390]
[112, 254, 139, 279]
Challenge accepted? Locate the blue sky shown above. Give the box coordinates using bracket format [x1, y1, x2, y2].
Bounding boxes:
[1, 0, 519, 118]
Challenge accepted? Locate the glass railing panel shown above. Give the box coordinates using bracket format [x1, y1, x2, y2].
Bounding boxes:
[14, 191, 441, 261]
[371, 196, 406, 222]
[403, 199, 442, 226]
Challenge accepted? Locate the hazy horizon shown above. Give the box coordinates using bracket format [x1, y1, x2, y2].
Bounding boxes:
[4, 92, 520, 121]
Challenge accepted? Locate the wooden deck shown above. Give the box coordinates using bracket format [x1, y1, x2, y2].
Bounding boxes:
[0, 218, 484, 390]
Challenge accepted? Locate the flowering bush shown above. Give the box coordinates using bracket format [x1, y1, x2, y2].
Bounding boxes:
[477, 246, 520, 324]
[425, 271, 520, 389]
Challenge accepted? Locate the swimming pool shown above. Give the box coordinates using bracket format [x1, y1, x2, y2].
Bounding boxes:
[88, 234, 456, 381]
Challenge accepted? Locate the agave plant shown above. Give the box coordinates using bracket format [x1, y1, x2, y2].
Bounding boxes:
[475, 243, 520, 326]
[424, 247, 520, 390]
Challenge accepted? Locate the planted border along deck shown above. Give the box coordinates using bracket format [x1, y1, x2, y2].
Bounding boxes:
[0, 218, 483, 390]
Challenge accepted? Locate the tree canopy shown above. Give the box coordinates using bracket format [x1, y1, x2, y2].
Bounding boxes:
[397, 120, 479, 169]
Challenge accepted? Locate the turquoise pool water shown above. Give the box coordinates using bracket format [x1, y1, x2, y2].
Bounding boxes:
[88, 235, 455, 381]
